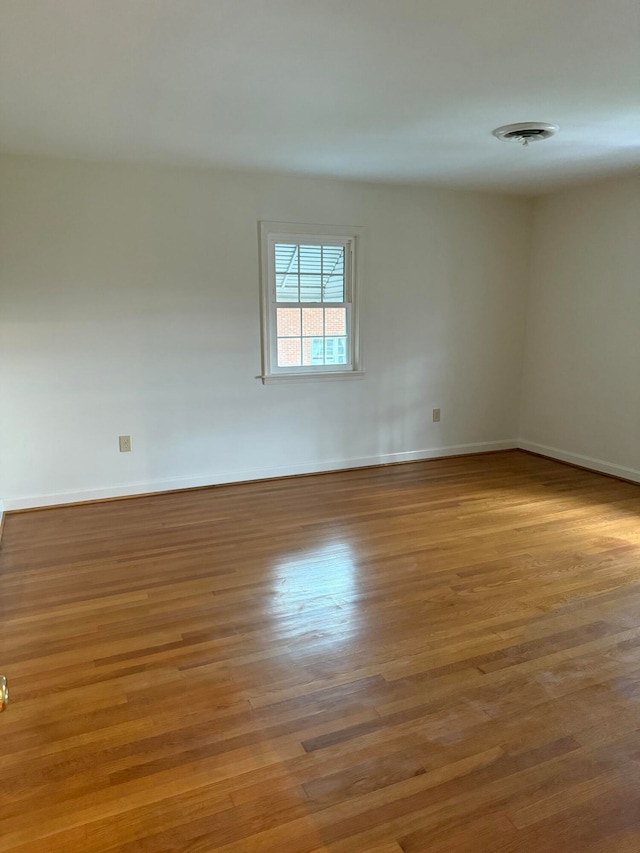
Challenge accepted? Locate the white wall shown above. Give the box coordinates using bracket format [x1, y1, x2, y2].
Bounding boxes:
[520, 175, 640, 481]
[0, 154, 531, 509]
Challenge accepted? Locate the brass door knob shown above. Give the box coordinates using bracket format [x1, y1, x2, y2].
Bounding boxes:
[0, 676, 8, 712]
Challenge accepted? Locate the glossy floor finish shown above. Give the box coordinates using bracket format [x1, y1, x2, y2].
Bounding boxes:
[2, 451, 640, 852]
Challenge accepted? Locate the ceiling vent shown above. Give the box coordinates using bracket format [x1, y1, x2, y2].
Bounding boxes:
[493, 122, 559, 146]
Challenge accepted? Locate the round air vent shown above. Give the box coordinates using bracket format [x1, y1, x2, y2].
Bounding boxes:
[493, 122, 559, 146]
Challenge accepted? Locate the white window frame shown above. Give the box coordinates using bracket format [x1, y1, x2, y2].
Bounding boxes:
[258, 221, 364, 384]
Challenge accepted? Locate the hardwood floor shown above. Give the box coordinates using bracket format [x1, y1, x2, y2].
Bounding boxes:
[2, 450, 640, 851]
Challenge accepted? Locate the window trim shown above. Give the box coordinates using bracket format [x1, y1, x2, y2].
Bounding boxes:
[258, 221, 364, 384]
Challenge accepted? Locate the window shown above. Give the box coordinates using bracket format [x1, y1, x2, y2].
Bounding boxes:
[259, 221, 363, 383]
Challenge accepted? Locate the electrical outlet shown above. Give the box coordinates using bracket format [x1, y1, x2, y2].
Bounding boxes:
[432, 408, 441, 423]
[119, 435, 132, 453]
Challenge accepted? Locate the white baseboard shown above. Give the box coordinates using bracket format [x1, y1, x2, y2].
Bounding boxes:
[518, 439, 640, 484]
[2, 439, 517, 511]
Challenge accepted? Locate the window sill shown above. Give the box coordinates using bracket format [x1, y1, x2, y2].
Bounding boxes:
[259, 370, 366, 385]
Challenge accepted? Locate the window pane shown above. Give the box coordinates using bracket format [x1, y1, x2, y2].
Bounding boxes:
[302, 338, 313, 366]
[298, 244, 322, 273]
[322, 245, 344, 274]
[305, 337, 325, 365]
[277, 338, 301, 367]
[302, 307, 324, 336]
[323, 274, 344, 302]
[275, 272, 299, 302]
[274, 244, 298, 273]
[325, 336, 348, 365]
[277, 308, 301, 337]
[299, 274, 323, 302]
[324, 307, 346, 335]
[322, 246, 345, 302]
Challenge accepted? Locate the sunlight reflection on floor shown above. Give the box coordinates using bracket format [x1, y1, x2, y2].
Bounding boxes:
[268, 542, 359, 647]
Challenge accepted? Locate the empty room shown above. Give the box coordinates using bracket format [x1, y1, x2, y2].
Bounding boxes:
[1, 1, 640, 851]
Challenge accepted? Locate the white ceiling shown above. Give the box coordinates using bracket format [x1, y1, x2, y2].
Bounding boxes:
[1, 0, 639, 193]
